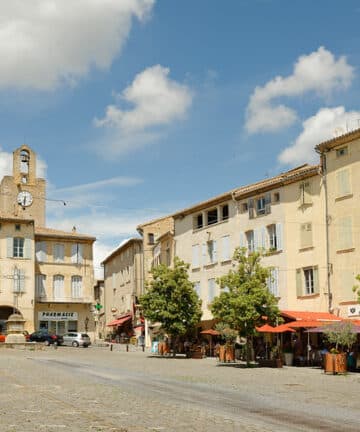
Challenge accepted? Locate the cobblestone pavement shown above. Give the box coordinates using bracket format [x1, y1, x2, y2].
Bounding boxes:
[0, 345, 359, 431]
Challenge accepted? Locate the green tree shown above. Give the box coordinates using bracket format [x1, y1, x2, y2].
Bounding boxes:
[140, 257, 202, 353]
[210, 248, 280, 363]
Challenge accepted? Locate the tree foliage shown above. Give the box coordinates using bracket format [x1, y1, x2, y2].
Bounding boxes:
[140, 257, 202, 338]
[211, 248, 280, 338]
[323, 322, 357, 351]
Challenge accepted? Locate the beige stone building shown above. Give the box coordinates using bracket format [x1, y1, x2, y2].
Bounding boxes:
[101, 238, 143, 340]
[0, 145, 96, 337]
[173, 164, 330, 326]
[316, 129, 360, 319]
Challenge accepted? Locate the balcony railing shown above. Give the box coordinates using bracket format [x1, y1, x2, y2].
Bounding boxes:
[35, 295, 93, 303]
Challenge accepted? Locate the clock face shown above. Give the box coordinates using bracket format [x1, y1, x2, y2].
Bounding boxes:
[17, 191, 33, 207]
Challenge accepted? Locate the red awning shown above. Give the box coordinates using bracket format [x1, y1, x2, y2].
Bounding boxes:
[256, 324, 295, 333]
[285, 320, 336, 329]
[281, 310, 342, 322]
[107, 314, 132, 327]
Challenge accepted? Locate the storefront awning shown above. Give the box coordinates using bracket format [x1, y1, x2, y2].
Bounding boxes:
[281, 310, 342, 322]
[256, 323, 295, 333]
[107, 314, 132, 327]
[285, 320, 336, 329]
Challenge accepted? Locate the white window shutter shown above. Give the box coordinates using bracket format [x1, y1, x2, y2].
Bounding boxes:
[222, 236, 230, 261]
[261, 227, 266, 249]
[239, 232, 246, 249]
[276, 223, 283, 251]
[192, 245, 199, 267]
[253, 229, 259, 251]
[313, 267, 319, 294]
[7, 238, 13, 258]
[202, 243, 207, 265]
[296, 269, 302, 297]
[274, 268, 279, 297]
[78, 244, 83, 263]
[24, 238, 31, 259]
[19, 269, 25, 292]
[213, 240, 217, 262]
[71, 244, 77, 263]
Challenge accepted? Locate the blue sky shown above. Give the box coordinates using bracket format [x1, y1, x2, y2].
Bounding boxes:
[0, 1, 360, 276]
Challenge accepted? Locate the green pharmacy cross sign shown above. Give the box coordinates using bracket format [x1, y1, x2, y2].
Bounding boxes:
[95, 303, 103, 311]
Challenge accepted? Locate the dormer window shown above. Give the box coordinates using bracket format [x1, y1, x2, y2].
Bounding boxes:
[207, 208, 218, 225]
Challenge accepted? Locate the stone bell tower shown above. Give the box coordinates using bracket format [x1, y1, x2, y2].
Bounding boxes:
[0, 145, 46, 226]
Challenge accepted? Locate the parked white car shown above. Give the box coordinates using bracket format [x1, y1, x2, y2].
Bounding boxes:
[62, 332, 91, 347]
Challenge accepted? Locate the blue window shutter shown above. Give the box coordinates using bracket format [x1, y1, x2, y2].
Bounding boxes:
[276, 223, 283, 251]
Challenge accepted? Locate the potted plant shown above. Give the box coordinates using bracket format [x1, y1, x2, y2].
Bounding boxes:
[215, 323, 237, 362]
[323, 322, 357, 374]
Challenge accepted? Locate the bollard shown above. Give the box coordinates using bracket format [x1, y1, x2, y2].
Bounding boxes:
[126, 344, 129, 352]
[110, 343, 113, 351]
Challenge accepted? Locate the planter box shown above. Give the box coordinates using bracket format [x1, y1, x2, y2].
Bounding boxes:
[259, 358, 283, 368]
[218, 345, 235, 363]
[324, 353, 347, 374]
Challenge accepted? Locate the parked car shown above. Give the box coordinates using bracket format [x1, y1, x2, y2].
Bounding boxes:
[29, 330, 63, 346]
[62, 332, 91, 347]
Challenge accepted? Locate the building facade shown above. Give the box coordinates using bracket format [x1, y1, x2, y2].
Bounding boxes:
[102, 238, 143, 340]
[0, 145, 96, 338]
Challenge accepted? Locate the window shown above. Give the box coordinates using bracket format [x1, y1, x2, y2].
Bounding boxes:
[246, 231, 254, 253]
[20, 149, 30, 173]
[13, 237, 24, 258]
[268, 225, 277, 250]
[273, 192, 280, 203]
[15, 224, 21, 231]
[337, 217, 353, 250]
[35, 274, 46, 297]
[71, 276, 82, 298]
[267, 268, 279, 297]
[192, 244, 200, 268]
[299, 181, 312, 206]
[256, 197, 266, 215]
[13, 268, 25, 293]
[241, 202, 248, 213]
[36, 242, 47, 262]
[54, 243, 64, 262]
[304, 268, 314, 295]
[53, 275, 64, 299]
[194, 214, 203, 229]
[71, 243, 83, 264]
[208, 278, 216, 303]
[221, 235, 230, 261]
[336, 146, 348, 158]
[296, 267, 319, 296]
[207, 208, 218, 225]
[207, 240, 217, 264]
[300, 223, 313, 249]
[148, 233, 154, 245]
[336, 169, 351, 198]
[194, 281, 201, 297]
[221, 204, 229, 221]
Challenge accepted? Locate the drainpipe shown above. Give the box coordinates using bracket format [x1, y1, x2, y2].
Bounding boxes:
[316, 149, 332, 312]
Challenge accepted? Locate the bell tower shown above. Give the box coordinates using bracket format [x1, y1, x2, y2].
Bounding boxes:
[0, 145, 46, 226]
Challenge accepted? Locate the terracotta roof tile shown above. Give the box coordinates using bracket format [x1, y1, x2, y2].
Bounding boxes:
[35, 226, 96, 241]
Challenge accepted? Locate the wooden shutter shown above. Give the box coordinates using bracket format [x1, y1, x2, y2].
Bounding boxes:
[336, 169, 351, 197]
[300, 223, 312, 248]
[296, 269, 302, 297]
[253, 229, 259, 251]
[19, 269, 25, 292]
[265, 192, 271, 214]
[313, 267, 319, 294]
[273, 267, 279, 297]
[248, 198, 254, 219]
[261, 226, 267, 250]
[239, 232, 246, 249]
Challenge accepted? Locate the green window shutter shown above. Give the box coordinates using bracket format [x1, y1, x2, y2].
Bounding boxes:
[24, 239, 32, 259]
[313, 267, 319, 294]
[296, 269, 302, 297]
[7, 238, 13, 258]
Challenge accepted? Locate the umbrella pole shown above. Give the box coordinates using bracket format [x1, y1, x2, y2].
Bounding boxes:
[307, 330, 310, 365]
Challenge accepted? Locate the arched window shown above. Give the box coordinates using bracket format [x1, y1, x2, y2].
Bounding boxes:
[53, 274, 64, 299]
[20, 150, 30, 174]
[71, 276, 82, 298]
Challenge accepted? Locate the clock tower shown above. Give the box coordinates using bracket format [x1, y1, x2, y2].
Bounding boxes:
[0, 145, 46, 226]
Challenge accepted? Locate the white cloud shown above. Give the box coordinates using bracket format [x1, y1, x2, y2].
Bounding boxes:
[94, 65, 193, 155]
[278, 106, 360, 165]
[0, 147, 47, 179]
[0, 0, 155, 90]
[246, 47, 354, 133]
